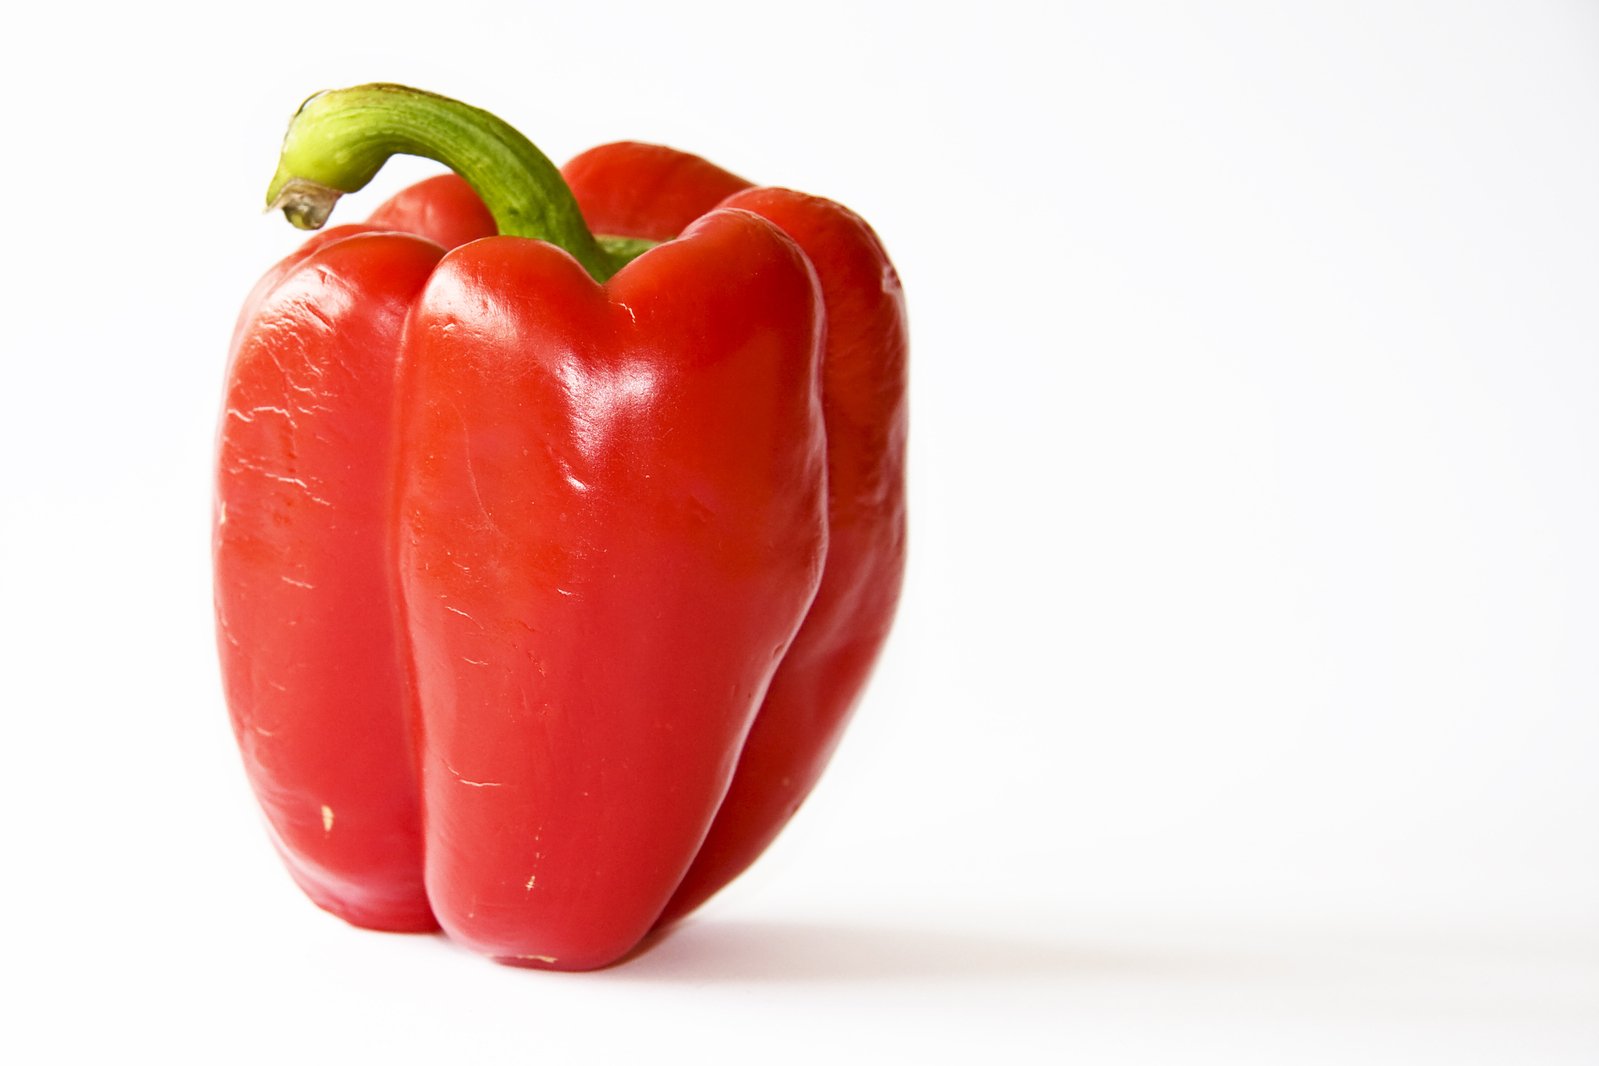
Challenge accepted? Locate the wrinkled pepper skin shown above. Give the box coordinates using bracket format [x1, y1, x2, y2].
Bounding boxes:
[216, 88, 905, 969]
[216, 228, 443, 931]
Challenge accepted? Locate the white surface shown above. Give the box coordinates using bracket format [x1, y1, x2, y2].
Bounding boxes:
[2, 1, 1596, 1061]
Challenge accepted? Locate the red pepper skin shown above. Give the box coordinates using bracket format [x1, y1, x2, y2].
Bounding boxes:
[395, 211, 827, 968]
[221, 105, 902, 966]
[215, 230, 444, 932]
[557, 146, 909, 923]
[220, 210, 827, 968]
[367, 174, 496, 251]
[359, 148, 908, 922]
[658, 186, 908, 922]
[561, 142, 753, 241]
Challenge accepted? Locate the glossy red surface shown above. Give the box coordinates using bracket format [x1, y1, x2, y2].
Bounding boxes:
[558, 146, 909, 922]
[216, 145, 904, 969]
[366, 174, 497, 251]
[397, 213, 826, 968]
[215, 231, 443, 931]
[657, 186, 908, 924]
[563, 142, 752, 241]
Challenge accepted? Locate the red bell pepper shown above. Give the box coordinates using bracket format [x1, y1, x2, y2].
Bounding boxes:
[215, 84, 906, 970]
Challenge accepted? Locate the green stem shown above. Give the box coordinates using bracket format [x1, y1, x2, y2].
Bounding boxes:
[266, 84, 629, 282]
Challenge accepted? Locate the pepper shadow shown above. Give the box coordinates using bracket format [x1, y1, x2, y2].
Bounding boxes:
[599, 917, 1244, 985]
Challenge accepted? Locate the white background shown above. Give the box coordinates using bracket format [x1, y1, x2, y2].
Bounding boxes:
[2, 1, 1596, 1062]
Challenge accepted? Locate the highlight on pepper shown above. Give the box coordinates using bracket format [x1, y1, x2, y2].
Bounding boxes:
[215, 83, 907, 970]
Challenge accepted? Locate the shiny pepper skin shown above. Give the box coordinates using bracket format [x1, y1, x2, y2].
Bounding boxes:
[216, 137, 906, 970]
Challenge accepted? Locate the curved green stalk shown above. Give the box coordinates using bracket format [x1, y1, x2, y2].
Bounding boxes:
[266, 84, 636, 281]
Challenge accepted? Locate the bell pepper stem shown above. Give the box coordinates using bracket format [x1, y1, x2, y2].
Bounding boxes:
[266, 84, 629, 281]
